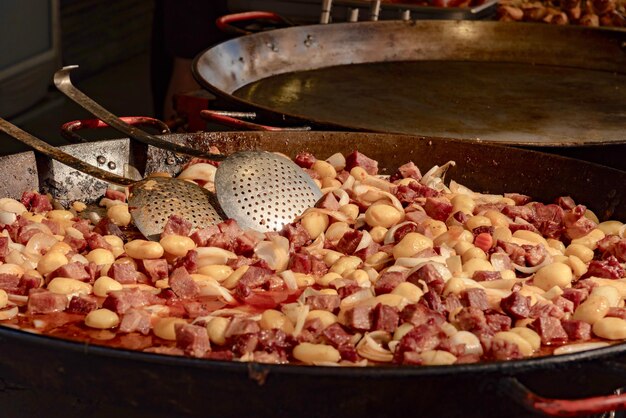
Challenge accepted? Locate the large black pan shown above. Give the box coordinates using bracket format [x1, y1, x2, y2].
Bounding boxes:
[2, 130, 626, 417]
[193, 20, 626, 169]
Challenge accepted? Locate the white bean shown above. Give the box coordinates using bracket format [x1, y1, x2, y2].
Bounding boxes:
[85, 309, 119, 329]
[293, 342, 341, 364]
[592, 317, 626, 340]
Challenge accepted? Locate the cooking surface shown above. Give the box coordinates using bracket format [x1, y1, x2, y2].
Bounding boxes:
[234, 60, 626, 145]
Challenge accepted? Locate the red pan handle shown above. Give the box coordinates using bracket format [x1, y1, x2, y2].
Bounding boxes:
[200, 110, 310, 132]
[60, 117, 170, 143]
[216, 11, 293, 35]
[502, 377, 626, 417]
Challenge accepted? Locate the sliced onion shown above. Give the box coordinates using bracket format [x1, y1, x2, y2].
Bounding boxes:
[438, 244, 455, 259]
[326, 152, 346, 171]
[0, 210, 17, 225]
[24, 232, 58, 256]
[490, 253, 512, 272]
[255, 237, 289, 272]
[339, 288, 373, 311]
[352, 184, 403, 213]
[394, 256, 447, 268]
[332, 189, 350, 207]
[354, 230, 373, 253]
[0, 305, 18, 320]
[364, 176, 393, 193]
[448, 180, 475, 196]
[20, 222, 53, 237]
[195, 247, 237, 267]
[421, 161, 456, 190]
[302, 233, 325, 255]
[405, 261, 452, 281]
[197, 280, 234, 302]
[280, 270, 299, 291]
[512, 255, 552, 274]
[8, 294, 28, 304]
[0, 198, 27, 215]
[292, 304, 310, 337]
[341, 174, 355, 190]
[446, 255, 463, 275]
[297, 208, 351, 224]
[384, 221, 417, 245]
[357, 331, 393, 363]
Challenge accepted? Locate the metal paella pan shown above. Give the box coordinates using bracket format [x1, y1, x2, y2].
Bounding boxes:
[3, 130, 626, 417]
[193, 20, 626, 148]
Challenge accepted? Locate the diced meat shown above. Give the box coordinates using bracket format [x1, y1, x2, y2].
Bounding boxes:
[336, 282, 361, 299]
[161, 214, 192, 238]
[497, 241, 526, 265]
[500, 292, 530, 319]
[190, 225, 220, 247]
[175, 323, 210, 358]
[63, 236, 87, 253]
[224, 317, 261, 338]
[423, 197, 453, 222]
[42, 219, 61, 235]
[372, 303, 399, 332]
[345, 151, 378, 175]
[531, 316, 568, 345]
[422, 289, 444, 313]
[281, 223, 311, 250]
[396, 161, 422, 181]
[374, 271, 406, 295]
[0, 236, 8, 258]
[102, 288, 157, 314]
[561, 288, 588, 310]
[17, 275, 42, 295]
[93, 217, 124, 239]
[142, 259, 169, 282]
[523, 244, 547, 267]
[505, 193, 532, 205]
[444, 294, 463, 315]
[21, 191, 52, 213]
[354, 241, 380, 262]
[338, 343, 360, 362]
[110, 263, 139, 284]
[234, 232, 261, 256]
[394, 324, 445, 362]
[316, 193, 340, 211]
[556, 196, 576, 210]
[472, 271, 502, 282]
[400, 303, 445, 327]
[85, 232, 112, 251]
[607, 307, 626, 319]
[508, 223, 539, 235]
[563, 205, 596, 240]
[392, 223, 419, 243]
[490, 338, 523, 360]
[305, 294, 340, 312]
[298, 318, 325, 343]
[335, 230, 363, 255]
[554, 296, 574, 314]
[407, 264, 444, 294]
[486, 313, 512, 332]
[72, 219, 91, 236]
[561, 319, 591, 341]
[529, 302, 565, 320]
[27, 289, 67, 314]
[119, 309, 152, 335]
[294, 152, 317, 169]
[455, 307, 488, 332]
[322, 323, 353, 347]
[344, 305, 373, 331]
[502, 205, 534, 222]
[169, 267, 199, 299]
[532, 203, 565, 239]
[461, 288, 490, 311]
[218, 219, 244, 240]
[582, 256, 625, 280]
[66, 295, 98, 314]
[0, 273, 21, 294]
[105, 188, 126, 202]
[175, 250, 198, 274]
[597, 236, 626, 262]
[206, 233, 234, 251]
[393, 183, 439, 205]
[49, 261, 96, 282]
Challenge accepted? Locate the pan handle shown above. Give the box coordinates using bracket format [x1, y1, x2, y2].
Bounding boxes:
[216, 12, 294, 35]
[501, 376, 626, 417]
[199, 110, 311, 131]
[60, 117, 171, 144]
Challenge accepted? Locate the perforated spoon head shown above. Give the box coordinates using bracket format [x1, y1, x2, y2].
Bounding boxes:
[214, 151, 323, 232]
[128, 177, 224, 241]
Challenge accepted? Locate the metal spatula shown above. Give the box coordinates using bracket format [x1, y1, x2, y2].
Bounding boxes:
[0, 118, 224, 241]
[54, 66, 323, 232]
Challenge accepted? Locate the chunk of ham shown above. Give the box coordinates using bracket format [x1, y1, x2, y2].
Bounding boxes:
[169, 267, 199, 299]
[27, 289, 67, 314]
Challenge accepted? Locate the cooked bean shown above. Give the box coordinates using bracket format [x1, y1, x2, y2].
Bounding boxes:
[369, 226, 388, 244]
[593, 317, 626, 340]
[206, 317, 230, 345]
[462, 258, 494, 277]
[350, 166, 368, 181]
[124, 240, 164, 260]
[492, 226, 513, 243]
[547, 239, 566, 253]
[159, 234, 196, 257]
[301, 212, 329, 239]
[48, 277, 92, 296]
[570, 229, 605, 250]
[393, 323, 415, 341]
[573, 294, 610, 324]
[443, 277, 466, 296]
[565, 244, 594, 263]
[107, 204, 131, 227]
[93, 276, 123, 297]
[451, 195, 475, 215]
[422, 219, 447, 239]
[591, 285, 621, 308]
[493, 331, 533, 356]
[462, 247, 487, 263]
[597, 220, 623, 236]
[154, 317, 187, 340]
[312, 160, 337, 179]
[484, 210, 510, 228]
[510, 327, 541, 351]
[295, 273, 315, 287]
[326, 222, 351, 242]
[347, 269, 370, 287]
[222, 265, 250, 289]
[85, 248, 116, 266]
[37, 252, 69, 275]
[391, 282, 423, 303]
[454, 241, 474, 256]
[0, 289, 8, 309]
[420, 350, 457, 366]
[330, 256, 362, 276]
[317, 272, 342, 287]
[261, 309, 295, 333]
[566, 255, 588, 278]
[48, 242, 72, 255]
[465, 215, 491, 231]
[293, 342, 341, 364]
[306, 310, 337, 329]
[339, 204, 359, 220]
[513, 230, 549, 247]
[85, 309, 119, 329]
[47, 210, 73, 222]
[450, 331, 483, 355]
[533, 262, 573, 291]
[197, 265, 233, 282]
[392, 232, 433, 259]
[365, 204, 403, 229]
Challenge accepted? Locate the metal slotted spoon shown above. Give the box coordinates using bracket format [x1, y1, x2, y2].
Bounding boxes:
[54, 66, 323, 232]
[0, 118, 224, 241]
